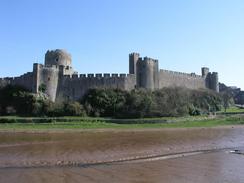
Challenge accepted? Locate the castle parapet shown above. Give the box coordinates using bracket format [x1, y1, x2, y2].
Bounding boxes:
[129, 52, 140, 57]
[112, 74, 119, 77]
[79, 74, 86, 78]
[143, 57, 158, 63]
[96, 74, 102, 78]
[88, 74, 94, 78]
[72, 74, 78, 79]
[33, 63, 44, 69]
[119, 74, 126, 78]
[62, 73, 134, 80]
[104, 73, 110, 77]
[160, 69, 202, 78]
[4, 77, 14, 81]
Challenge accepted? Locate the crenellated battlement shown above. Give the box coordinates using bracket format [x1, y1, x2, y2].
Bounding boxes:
[160, 69, 203, 78]
[143, 57, 158, 63]
[0, 72, 33, 82]
[138, 57, 158, 63]
[129, 52, 140, 57]
[34, 63, 74, 70]
[62, 73, 135, 80]
[0, 71, 34, 91]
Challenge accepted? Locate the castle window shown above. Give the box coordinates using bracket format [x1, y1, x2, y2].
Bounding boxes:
[48, 77, 50, 81]
[56, 58, 59, 62]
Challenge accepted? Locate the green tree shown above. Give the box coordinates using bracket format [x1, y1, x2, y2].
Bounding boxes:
[64, 102, 86, 116]
[38, 83, 46, 93]
[222, 92, 233, 113]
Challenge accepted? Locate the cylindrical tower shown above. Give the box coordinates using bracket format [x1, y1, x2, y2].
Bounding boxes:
[211, 72, 219, 92]
[153, 59, 159, 89]
[40, 67, 59, 102]
[45, 49, 72, 67]
[137, 57, 159, 90]
[32, 63, 41, 93]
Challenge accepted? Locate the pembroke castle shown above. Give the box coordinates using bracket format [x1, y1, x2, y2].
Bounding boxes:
[0, 49, 219, 102]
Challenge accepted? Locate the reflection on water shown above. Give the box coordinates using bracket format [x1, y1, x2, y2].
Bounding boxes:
[0, 127, 244, 183]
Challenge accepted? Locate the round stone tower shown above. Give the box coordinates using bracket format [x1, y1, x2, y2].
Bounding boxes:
[45, 49, 72, 67]
[137, 57, 159, 90]
[36, 49, 73, 102]
[211, 72, 219, 92]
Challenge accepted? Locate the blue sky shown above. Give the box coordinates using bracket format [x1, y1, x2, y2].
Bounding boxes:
[0, 0, 243, 89]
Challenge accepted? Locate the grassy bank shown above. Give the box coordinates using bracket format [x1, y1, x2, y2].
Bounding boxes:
[0, 115, 243, 131]
[219, 106, 244, 114]
[0, 115, 212, 124]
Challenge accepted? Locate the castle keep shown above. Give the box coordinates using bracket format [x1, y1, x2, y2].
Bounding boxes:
[0, 49, 219, 101]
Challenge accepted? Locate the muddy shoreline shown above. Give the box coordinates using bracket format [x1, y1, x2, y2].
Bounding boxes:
[0, 126, 244, 167]
[0, 124, 243, 134]
[1, 126, 244, 182]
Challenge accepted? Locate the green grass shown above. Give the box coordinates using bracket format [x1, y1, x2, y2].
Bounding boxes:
[220, 106, 244, 113]
[0, 115, 210, 125]
[0, 115, 243, 131]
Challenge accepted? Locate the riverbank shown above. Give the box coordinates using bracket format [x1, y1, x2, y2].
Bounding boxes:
[0, 126, 244, 183]
[0, 114, 243, 131]
[0, 126, 243, 168]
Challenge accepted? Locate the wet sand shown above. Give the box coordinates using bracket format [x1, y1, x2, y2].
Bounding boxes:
[0, 126, 244, 182]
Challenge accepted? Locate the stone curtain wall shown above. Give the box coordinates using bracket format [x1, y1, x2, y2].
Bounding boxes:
[0, 72, 33, 91]
[56, 74, 136, 101]
[159, 69, 206, 90]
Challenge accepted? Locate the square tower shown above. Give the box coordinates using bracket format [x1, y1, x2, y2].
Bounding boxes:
[129, 53, 140, 75]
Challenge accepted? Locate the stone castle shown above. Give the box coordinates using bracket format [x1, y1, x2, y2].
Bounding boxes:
[0, 49, 219, 102]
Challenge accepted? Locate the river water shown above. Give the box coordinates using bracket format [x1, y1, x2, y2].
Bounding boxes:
[0, 127, 244, 183]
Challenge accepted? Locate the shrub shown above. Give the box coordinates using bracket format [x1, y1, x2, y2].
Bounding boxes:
[81, 87, 222, 118]
[0, 85, 223, 118]
[82, 88, 127, 117]
[64, 102, 86, 116]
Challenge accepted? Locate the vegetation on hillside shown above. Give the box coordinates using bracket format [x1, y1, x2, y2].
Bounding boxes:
[0, 85, 224, 118]
[0, 85, 86, 117]
[82, 88, 222, 118]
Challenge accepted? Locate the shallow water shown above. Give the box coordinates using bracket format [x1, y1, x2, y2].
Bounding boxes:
[0, 127, 244, 182]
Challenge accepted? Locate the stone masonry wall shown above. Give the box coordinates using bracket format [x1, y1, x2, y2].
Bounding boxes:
[0, 72, 33, 91]
[56, 73, 136, 101]
[159, 69, 206, 90]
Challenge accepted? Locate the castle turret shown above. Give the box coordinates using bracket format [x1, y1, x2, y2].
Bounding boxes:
[45, 49, 72, 67]
[129, 53, 140, 75]
[33, 49, 74, 102]
[210, 72, 219, 92]
[32, 63, 41, 93]
[204, 69, 219, 93]
[136, 57, 159, 90]
[201, 67, 209, 78]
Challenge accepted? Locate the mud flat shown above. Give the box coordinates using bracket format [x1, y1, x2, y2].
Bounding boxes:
[0, 126, 244, 183]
